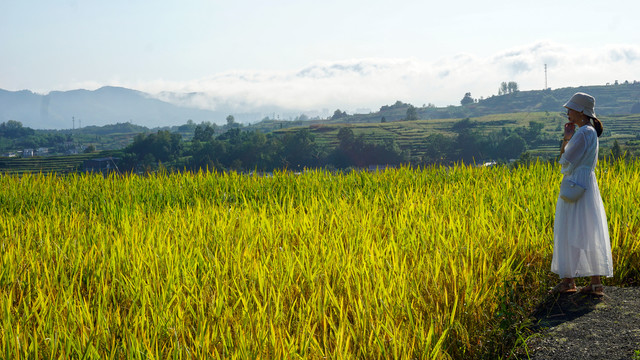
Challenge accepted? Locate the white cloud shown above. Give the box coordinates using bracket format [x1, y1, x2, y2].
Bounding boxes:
[121, 41, 640, 114]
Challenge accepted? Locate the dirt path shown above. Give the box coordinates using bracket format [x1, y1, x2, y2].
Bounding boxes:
[525, 286, 640, 360]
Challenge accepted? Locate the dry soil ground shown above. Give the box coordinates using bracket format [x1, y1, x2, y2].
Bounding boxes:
[525, 286, 640, 360]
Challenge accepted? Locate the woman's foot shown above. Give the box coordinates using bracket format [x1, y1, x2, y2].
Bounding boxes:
[579, 283, 604, 296]
[549, 281, 577, 294]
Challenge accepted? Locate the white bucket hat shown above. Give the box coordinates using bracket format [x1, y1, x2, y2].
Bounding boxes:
[564, 92, 597, 119]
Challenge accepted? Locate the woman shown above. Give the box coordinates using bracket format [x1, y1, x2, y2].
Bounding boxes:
[549, 92, 613, 296]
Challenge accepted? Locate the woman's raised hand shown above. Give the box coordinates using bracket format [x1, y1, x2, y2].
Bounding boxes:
[564, 122, 576, 139]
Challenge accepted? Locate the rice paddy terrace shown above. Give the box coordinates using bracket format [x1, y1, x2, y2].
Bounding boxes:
[276, 112, 640, 160]
[0, 152, 121, 175]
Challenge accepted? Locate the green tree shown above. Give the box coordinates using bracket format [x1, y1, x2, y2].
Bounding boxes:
[460, 92, 474, 106]
[380, 101, 407, 111]
[499, 82, 508, 96]
[329, 126, 405, 168]
[178, 119, 197, 132]
[498, 81, 519, 95]
[451, 118, 487, 163]
[127, 130, 183, 163]
[452, 118, 477, 133]
[337, 127, 355, 148]
[610, 139, 623, 159]
[422, 133, 455, 164]
[405, 105, 418, 120]
[498, 133, 526, 159]
[0, 120, 34, 138]
[280, 129, 319, 169]
[515, 151, 533, 166]
[189, 138, 226, 171]
[330, 127, 356, 168]
[526, 121, 544, 143]
[331, 109, 348, 120]
[456, 129, 483, 163]
[194, 123, 215, 142]
[203, 128, 280, 171]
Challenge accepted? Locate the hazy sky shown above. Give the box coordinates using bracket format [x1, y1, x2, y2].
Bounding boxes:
[2, 0, 640, 112]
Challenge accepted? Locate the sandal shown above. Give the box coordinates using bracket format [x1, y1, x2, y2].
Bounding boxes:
[548, 281, 577, 294]
[579, 284, 604, 296]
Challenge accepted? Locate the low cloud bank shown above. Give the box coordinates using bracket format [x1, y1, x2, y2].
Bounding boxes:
[124, 41, 640, 114]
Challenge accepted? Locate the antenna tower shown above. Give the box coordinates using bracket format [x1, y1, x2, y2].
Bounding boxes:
[544, 64, 548, 90]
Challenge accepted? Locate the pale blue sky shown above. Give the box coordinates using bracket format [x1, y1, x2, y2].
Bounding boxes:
[2, 0, 639, 111]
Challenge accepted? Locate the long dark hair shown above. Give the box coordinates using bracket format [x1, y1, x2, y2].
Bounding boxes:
[590, 117, 603, 137]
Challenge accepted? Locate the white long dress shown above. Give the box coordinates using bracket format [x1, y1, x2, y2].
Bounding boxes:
[551, 125, 613, 278]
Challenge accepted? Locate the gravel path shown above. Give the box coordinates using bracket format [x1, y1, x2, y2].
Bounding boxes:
[525, 286, 640, 360]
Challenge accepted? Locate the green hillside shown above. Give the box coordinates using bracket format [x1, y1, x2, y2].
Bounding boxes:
[274, 111, 640, 160]
[247, 82, 640, 133]
[460, 83, 640, 118]
[257, 83, 640, 162]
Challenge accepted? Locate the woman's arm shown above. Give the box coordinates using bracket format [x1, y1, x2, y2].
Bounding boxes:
[560, 138, 570, 154]
[559, 129, 588, 175]
[560, 122, 575, 155]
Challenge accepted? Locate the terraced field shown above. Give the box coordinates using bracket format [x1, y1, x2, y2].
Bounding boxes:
[0, 154, 101, 175]
[278, 112, 640, 160]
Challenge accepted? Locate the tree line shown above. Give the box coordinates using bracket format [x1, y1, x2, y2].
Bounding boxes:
[118, 119, 551, 172]
[2, 117, 628, 173]
[0, 120, 83, 154]
[119, 124, 409, 172]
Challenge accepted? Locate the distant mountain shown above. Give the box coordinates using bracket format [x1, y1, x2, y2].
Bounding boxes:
[0, 86, 230, 130]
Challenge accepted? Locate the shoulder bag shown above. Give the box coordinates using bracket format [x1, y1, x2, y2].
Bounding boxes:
[560, 178, 586, 203]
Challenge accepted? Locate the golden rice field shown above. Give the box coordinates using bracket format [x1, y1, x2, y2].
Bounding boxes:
[1, 161, 639, 359]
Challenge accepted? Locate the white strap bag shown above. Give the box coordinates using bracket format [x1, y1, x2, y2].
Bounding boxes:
[560, 179, 586, 202]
